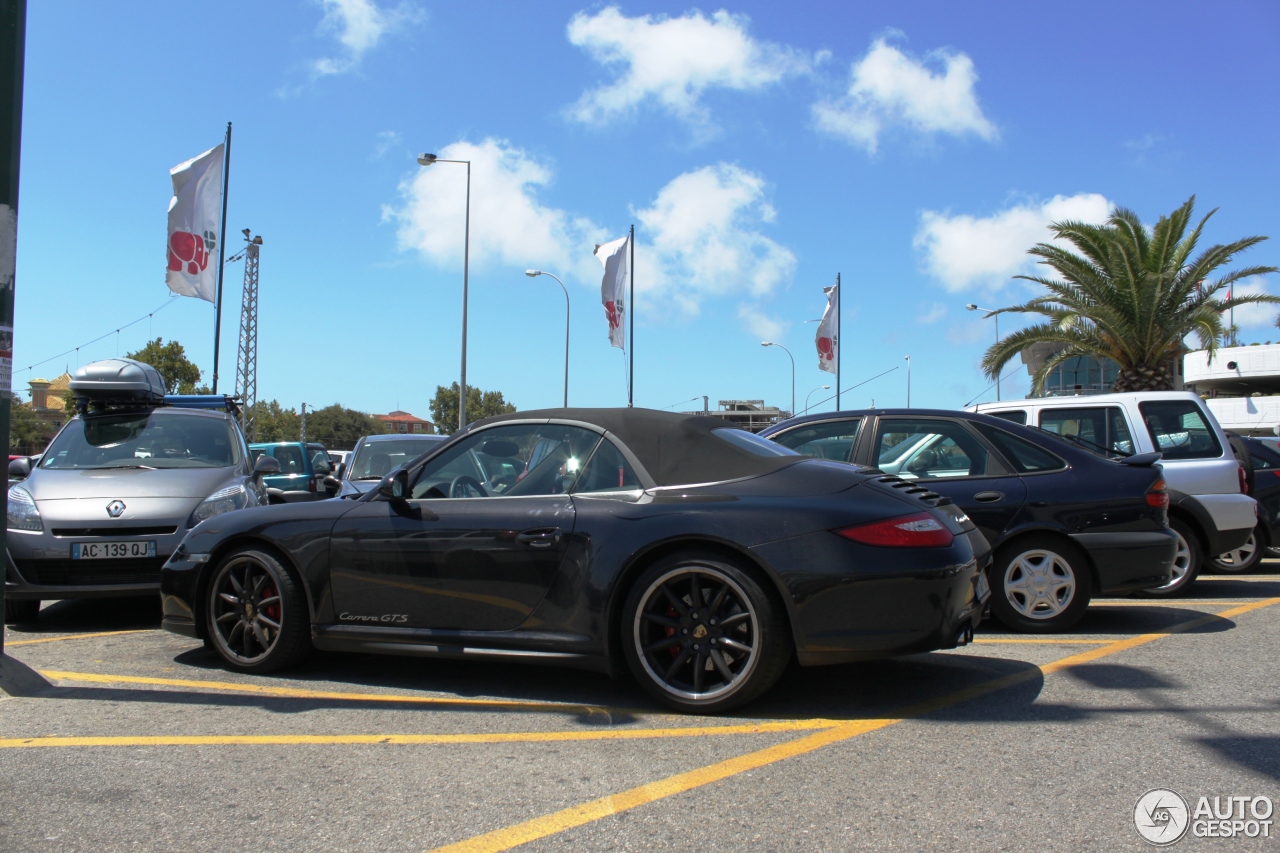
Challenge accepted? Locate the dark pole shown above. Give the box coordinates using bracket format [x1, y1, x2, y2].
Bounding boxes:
[459, 160, 470, 432]
[0, 0, 24, 650]
[835, 272, 841, 411]
[628, 224, 634, 407]
[211, 121, 231, 393]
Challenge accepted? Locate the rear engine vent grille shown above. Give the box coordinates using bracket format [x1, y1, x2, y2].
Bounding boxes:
[51, 526, 177, 538]
[14, 558, 165, 587]
[875, 475, 953, 507]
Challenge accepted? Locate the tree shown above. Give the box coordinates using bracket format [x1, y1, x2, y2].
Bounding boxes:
[248, 400, 300, 442]
[125, 338, 204, 393]
[981, 196, 1280, 393]
[300, 403, 387, 450]
[8, 395, 55, 454]
[429, 383, 516, 435]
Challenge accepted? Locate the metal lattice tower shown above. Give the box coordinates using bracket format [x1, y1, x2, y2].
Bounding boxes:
[234, 234, 261, 440]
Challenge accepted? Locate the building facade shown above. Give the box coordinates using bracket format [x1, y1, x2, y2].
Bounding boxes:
[376, 410, 435, 435]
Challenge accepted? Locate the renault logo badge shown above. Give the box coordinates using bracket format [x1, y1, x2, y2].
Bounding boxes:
[106, 500, 126, 518]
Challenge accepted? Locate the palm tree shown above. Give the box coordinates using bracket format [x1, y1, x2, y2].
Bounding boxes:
[981, 196, 1279, 393]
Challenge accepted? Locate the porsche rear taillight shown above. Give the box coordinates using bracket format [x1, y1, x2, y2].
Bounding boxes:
[835, 512, 954, 547]
[1146, 478, 1169, 509]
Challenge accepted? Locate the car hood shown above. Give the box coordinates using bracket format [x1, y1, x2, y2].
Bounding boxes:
[19, 466, 241, 501]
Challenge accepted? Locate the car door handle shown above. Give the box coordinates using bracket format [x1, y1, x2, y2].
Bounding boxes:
[516, 528, 563, 548]
[973, 491, 1004, 503]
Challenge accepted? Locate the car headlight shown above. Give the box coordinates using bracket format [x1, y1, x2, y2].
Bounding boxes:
[7, 485, 42, 531]
[188, 484, 250, 527]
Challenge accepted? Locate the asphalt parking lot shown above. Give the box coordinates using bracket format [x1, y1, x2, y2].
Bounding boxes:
[2, 568, 1279, 853]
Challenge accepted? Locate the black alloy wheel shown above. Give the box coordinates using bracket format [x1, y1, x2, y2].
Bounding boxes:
[205, 547, 311, 673]
[3, 598, 40, 625]
[988, 535, 1092, 633]
[622, 553, 789, 713]
[1210, 525, 1265, 574]
[1136, 517, 1201, 598]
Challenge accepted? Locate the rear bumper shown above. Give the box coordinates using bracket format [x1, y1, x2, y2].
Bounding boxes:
[1069, 529, 1178, 594]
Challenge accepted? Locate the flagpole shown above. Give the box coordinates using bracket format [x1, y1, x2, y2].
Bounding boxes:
[835, 272, 841, 411]
[628, 223, 634, 407]
[211, 121, 231, 393]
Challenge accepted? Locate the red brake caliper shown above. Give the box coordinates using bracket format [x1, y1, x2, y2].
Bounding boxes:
[665, 604, 679, 657]
[263, 583, 280, 623]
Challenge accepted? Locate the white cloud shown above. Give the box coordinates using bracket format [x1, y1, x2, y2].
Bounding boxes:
[372, 130, 402, 159]
[916, 302, 947, 324]
[1229, 277, 1278, 328]
[310, 0, 421, 78]
[914, 193, 1113, 293]
[385, 138, 605, 280]
[636, 163, 796, 316]
[814, 36, 996, 154]
[738, 304, 786, 340]
[566, 7, 810, 128]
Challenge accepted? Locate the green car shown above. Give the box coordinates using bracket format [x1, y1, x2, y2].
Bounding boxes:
[248, 442, 334, 500]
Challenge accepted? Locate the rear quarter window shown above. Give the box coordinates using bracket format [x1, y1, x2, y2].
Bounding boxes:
[986, 410, 1027, 425]
[1138, 400, 1223, 460]
[974, 424, 1067, 473]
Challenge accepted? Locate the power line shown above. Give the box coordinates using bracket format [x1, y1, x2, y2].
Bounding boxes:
[963, 367, 1023, 408]
[806, 366, 900, 412]
[14, 295, 181, 378]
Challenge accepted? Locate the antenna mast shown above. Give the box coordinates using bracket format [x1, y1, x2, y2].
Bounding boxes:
[234, 231, 261, 440]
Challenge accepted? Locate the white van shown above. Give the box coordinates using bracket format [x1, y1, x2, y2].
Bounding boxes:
[972, 391, 1255, 595]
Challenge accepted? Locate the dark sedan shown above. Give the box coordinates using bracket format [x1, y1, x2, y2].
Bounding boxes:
[761, 409, 1177, 632]
[1211, 432, 1280, 573]
[161, 408, 990, 713]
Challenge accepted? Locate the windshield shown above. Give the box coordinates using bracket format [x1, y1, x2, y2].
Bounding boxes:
[41, 411, 241, 470]
[348, 438, 442, 480]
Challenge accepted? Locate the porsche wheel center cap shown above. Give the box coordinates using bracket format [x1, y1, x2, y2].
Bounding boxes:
[692, 624, 709, 640]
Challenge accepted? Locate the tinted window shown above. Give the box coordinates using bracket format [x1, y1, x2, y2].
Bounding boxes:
[770, 419, 861, 462]
[713, 428, 800, 457]
[309, 445, 332, 473]
[975, 424, 1067, 473]
[1038, 407, 1134, 458]
[1138, 400, 1223, 460]
[874, 419, 996, 479]
[987, 410, 1027, 425]
[273, 446, 305, 474]
[1250, 453, 1276, 472]
[348, 439, 440, 481]
[574, 439, 642, 495]
[41, 411, 239, 470]
[412, 423, 601, 499]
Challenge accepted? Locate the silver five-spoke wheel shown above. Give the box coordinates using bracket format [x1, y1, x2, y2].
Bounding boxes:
[1004, 549, 1076, 620]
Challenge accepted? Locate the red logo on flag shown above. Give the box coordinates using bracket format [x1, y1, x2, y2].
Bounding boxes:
[817, 336, 834, 362]
[168, 230, 216, 276]
[604, 300, 621, 330]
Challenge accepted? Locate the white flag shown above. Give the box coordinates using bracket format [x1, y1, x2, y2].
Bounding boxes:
[165, 144, 224, 303]
[815, 283, 839, 374]
[594, 235, 629, 349]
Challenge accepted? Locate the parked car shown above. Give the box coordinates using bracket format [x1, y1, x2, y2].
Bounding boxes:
[248, 441, 334, 500]
[161, 408, 990, 713]
[335, 433, 446, 498]
[761, 408, 1177, 632]
[1209, 432, 1280, 573]
[972, 391, 1255, 596]
[327, 450, 352, 473]
[4, 358, 276, 625]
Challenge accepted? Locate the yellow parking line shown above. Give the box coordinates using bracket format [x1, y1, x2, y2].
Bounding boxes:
[1198, 576, 1280, 581]
[1090, 600, 1255, 607]
[424, 596, 1280, 853]
[39, 670, 620, 716]
[4, 629, 153, 647]
[972, 638, 1114, 645]
[0, 719, 840, 750]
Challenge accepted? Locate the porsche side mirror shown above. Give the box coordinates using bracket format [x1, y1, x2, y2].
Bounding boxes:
[8, 457, 30, 479]
[379, 469, 409, 500]
[253, 455, 281, 477]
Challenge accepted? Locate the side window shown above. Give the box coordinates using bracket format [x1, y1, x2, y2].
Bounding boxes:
[1138, 400, 1223, 460]
[974, 424, 1067, 473]
[1038, 407, 1134, 457]
[770, 419, 862, 462]
[873, 418, 997, 479]
[310, 448, 332, 473]
[1250, 453, 1276, 472]
[987, 410, 1027, 426]
[573, 439, 642, 496]
[411, 423, 601, 499]
[273, 446, 304, 474]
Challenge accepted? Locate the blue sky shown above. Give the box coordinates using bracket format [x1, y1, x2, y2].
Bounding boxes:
[13, 1, 1280, 419]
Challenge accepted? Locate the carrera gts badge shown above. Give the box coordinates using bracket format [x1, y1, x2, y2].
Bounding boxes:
[106, 500, 126, 518]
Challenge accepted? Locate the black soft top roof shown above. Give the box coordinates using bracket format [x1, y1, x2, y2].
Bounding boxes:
[472, 407, 802, 487]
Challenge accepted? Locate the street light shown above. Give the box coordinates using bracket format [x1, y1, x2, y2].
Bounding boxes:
[805, 384, 830, 415]
[419, 152, 471, 431]
[965, 303, 1001, 401]
[525, 270, 570, 408]
[904, 356, 911, 408]
[761, 341, 795, 416]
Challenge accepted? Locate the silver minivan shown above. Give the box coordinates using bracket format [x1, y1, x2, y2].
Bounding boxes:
[973, 391, 1255, 594]
[4, 359, 275, 624]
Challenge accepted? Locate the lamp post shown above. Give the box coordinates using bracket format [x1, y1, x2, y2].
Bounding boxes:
[805, 384, 830, 415]
[525, 270, 570, 407]
[904, 356, 911, 408]
[419, 152, 471, 431]
[761, 341, 795, 416]
[965, 303, 1000, 401]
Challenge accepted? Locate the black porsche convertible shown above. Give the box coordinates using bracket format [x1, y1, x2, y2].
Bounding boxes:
[161, 408, 991, 712]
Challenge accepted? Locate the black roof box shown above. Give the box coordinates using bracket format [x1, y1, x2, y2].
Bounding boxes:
[69, 358, 166, 404]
